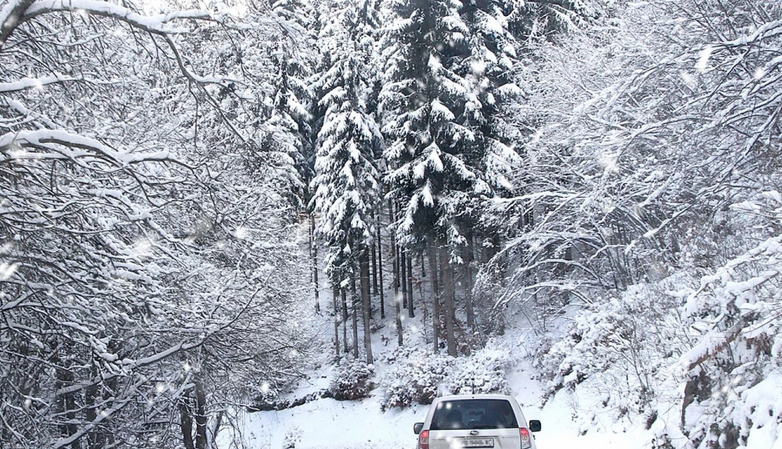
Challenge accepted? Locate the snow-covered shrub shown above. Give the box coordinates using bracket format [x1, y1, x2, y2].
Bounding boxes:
[445, 344, 513, 395]
[658, 233, 782, 449]
[329, 360, 375, 401]
[540, 277, 691, 421]
[380, 351, 454, 410]
[380, 342, 514, 410]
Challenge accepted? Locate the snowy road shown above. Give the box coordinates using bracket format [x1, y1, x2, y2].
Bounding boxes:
[224, 392, 650, 449]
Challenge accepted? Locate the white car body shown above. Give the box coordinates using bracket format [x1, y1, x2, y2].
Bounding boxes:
[413, 394, 541, 449]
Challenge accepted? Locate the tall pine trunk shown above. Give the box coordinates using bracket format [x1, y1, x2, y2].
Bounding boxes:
[371, 237, 378, 296]
[400, 249, 408, 311]
[389, 201, 403, 346]
[440, 245, 457, 357]
[341, 287, 349, 354]
[377, 225, 385, 319]
[179, 380, 208, 449]
[406, 254, 414, 317]
[465, 232, 475, 328]
[310, 215, 320, 313]
[333, 282, 340, 356]
[427, 240, 440, 353]
[360, 250, 374, 364]
[180, 394, 195, 449]
[351, 274, 359, 358]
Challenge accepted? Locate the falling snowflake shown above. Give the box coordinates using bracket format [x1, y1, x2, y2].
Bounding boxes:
[695, 45, 713, 73]
[0, 262, 18, 281]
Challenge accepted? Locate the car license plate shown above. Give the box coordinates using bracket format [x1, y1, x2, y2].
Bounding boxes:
[462, 437, 494, 448]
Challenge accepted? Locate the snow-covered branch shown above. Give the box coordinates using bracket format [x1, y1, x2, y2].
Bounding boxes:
[2, 0, 214, 47]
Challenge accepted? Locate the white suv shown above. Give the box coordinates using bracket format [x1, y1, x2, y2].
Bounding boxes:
[413, 394, 542, 449]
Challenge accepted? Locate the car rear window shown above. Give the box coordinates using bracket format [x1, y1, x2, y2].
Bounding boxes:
[430, 399, 518, 430]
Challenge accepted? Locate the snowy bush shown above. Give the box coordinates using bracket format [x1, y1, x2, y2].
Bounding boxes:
[380, 351, 454, 410]
[329, 360, 375, 401]
[540, 277, 691, 421]
[445, 344, 513, 395]
[658, 233, 782, 449]
[380, 343, 514, 410]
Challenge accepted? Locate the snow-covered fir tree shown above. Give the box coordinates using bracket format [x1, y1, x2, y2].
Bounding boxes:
[380, 0, 495, 356]
[311, 0, 384, 364]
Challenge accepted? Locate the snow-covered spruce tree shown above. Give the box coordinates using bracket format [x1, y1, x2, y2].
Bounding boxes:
[260, 0, 323, 316]
[261, 0, 318, 209]
[310, 0, 384, 365]
[455, 0, 539, 328]
[381, 0, 495, 356]
[0, 1, 313, 447]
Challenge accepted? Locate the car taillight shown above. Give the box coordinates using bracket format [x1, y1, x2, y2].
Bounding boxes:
[418, 430, 429, 449]
[520, 428, 532, 449]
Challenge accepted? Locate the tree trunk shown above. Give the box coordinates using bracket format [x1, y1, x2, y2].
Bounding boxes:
[400, 248, 408, 310]
[180, 393, 196, 449]
[310, 214, 320, 313]
[465, 232, 475, 328]
[440, 245, 457, 357]
[54, 356, 79, 449]
[194, 380, 207, 449]
[427, 240, 440, 354]
[389, 201, 402, 346]
[210, 410, 224, 449]
[406, 254, 414, 317]
[333, 282, 340, 357]
[86, 361, 111, 449]
[360, 250, 374, 365]
[371, 236, 378, 297]
[377, 225, 385, 319]
[341, 287, 349, 354]
[351, 274, 359, 359]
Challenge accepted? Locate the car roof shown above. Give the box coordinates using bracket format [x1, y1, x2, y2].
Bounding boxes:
[434, 394, 515, 401]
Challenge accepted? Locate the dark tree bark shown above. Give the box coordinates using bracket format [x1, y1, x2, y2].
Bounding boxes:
[333, 282, 340, 357]
[341, 287, 349, 354]
[351, 274, 359, 358]
[180, 394, 196, 449]
[427, 240, 440, 353]
[371, 236, 378, 296]
[194, 381, 207, 449]
[400, 248, 408, 310]
[406, 254, 414, 317]
[465, 232, 475, 328]
[0, 0, 36, 47]
[377, 225, 385, 319]
[310, 215, 321, 313]
[55, 362, 79, 449]
[440, 245, 457, 357]
[360, 250, 374, 364]
[389, 201, 403, 346]
[85, 361, 113, 449]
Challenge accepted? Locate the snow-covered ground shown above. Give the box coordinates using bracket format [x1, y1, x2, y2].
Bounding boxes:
[229, 374, 651, 449]
[217, 278, 782, 449]
[219, 302, 656, 449]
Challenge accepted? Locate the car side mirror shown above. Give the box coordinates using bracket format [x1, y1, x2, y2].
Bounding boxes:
[529, 420, 541, 432]
[413, 422, 424, 434]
